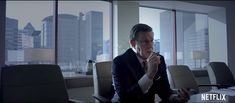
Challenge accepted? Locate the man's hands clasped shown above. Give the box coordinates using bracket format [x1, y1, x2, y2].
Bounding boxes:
[146, 52, 161, 80]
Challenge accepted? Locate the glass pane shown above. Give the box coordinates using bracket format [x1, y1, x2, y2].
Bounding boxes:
[6, 1, 54, 64]
[176, 11, 209, 69]
[58, 1, 112, 73]
[139, 7, 174, 65]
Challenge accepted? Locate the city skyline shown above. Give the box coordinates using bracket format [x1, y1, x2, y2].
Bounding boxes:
[5, 11, 110, 72]
[5, 2, 209, 70]
[6, 1, 111, 40]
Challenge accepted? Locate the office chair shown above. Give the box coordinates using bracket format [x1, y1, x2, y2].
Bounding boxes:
[168, 65, 200, 94]
[93, 61, 114, 103]
[168, 65, 221, 94]
[206, 62, 235, 89]
[0, 64, 83, 103]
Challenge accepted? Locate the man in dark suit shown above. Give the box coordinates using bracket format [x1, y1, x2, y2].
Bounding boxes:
[112, 23, 189, 103]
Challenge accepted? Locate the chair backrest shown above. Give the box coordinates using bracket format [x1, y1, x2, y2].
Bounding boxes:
[93, 61, 114, 100]
[0, 64, 69, 103]
[168, 65, 199, 93]
[206, 62, 235, 88]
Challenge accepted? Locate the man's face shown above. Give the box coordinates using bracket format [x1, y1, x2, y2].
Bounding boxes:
[132, 31, 154, 60]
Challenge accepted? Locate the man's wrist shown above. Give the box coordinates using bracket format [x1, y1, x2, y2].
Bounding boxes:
[146, 72, 154, 80]
[138, 74, 153, 93]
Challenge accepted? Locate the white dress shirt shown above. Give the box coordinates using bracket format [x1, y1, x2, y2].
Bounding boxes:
[133, 48, 153, 94]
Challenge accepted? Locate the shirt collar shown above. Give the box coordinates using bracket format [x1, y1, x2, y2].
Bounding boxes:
[132, 48, 145, 67]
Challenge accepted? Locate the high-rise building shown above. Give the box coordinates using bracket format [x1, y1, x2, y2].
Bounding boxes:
[41, 16, 53, 48]
[41, 11, 103, 71]
[5, 17, 19, 62]
[18, 30, 33, 49]
[19, 23, 35, 49]
[42, 14, 80, 65]
[23, 22, 35, 35]
[32, 31, 41, 48]
[5, 17, 18, 50]
[85, 11, 103, 61]
[58, 14, 80, 65]
[77, 12, 87, 66]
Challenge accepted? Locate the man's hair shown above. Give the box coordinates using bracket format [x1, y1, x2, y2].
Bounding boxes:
[130, 23, 152, 40]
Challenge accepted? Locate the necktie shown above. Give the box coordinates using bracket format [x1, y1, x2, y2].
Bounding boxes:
[142, 61, 147, 72]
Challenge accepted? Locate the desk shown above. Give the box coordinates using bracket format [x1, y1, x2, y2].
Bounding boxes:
[189, 89, 235, 103]
[63, 72, 94, 102]
[63, 72, 93, 89]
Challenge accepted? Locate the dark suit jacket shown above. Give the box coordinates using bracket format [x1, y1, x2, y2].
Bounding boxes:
[112, 48, 173, 103]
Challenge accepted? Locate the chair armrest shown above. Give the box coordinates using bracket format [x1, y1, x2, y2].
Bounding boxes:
[198, 84, 231, 88]
[92, 94, 111, 103]
[198, 84, 220, 87]
[69, 98, 86, 103]
[171, 88, 178, 94]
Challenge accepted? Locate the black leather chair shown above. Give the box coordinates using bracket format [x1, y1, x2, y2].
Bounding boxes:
[206, 62, 235, 89]
[0, 64, 83, 103]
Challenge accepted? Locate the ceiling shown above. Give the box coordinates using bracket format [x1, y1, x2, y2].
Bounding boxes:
[138, 1, 223, 14]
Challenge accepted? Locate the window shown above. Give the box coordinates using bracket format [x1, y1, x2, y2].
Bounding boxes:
[176, 12, 209, 69]
[57, 1, 112, 72]
[5, 1, 112, 73]
[140, 7, 209, 68]
[6, 1, 54, 64]
[139, 7, 174, 65]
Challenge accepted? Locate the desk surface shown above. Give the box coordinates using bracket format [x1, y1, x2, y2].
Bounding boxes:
[63, 72, 93, 79]
[63, 72, 93, 89]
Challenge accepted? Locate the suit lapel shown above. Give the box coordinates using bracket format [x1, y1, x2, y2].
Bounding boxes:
[124, 49, 145, 81]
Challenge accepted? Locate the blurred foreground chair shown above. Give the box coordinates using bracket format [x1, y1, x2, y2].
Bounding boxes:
[206, 62, 235, 89]
[168, 65, 221, 94]
[93, 61, 114, 103]
[0, 64, 83, 103]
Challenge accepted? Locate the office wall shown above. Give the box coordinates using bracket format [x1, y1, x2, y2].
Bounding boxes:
[208, 8, 227, 63]
[113, 1, 139, 56]
[226, 6, 235, 77]
[0, 1, 5, 68]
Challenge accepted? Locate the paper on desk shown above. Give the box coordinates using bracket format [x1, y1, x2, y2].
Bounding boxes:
[210, 89, 235, 96]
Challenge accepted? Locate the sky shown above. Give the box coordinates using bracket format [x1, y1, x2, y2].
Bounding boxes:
[6, 1, 208, 41]
[6, 1, 53, 30]
[6, 1, 111, 40]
